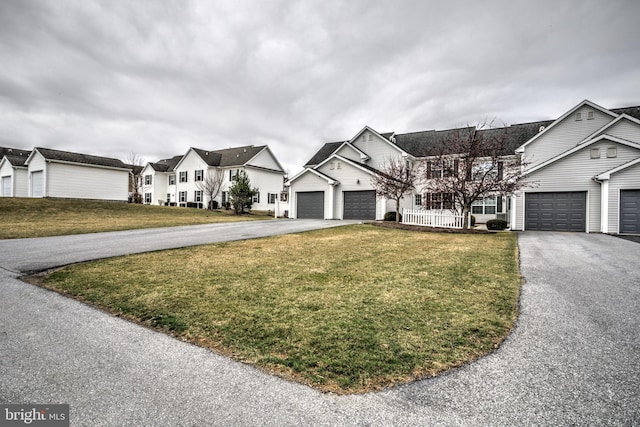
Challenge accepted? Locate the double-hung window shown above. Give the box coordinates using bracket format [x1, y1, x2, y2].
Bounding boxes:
[194, 190, 203, 203]
[144, 175, 152, 185]
[179, 171, 188, 183]
[471, 197, 497, 214]
[253, 191, 260, 203]
[195, 170, 203, 182]
[268, 193, 278, 204]
[179, 191, 187, 203]
[168, 175, 176, 185]
[144, 193, 152, 204]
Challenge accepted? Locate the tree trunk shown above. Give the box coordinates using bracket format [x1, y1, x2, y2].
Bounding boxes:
[396, 199, 401, 223]
[462, 205, 470, 230]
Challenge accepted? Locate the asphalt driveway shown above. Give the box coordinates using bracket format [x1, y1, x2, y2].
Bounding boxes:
[1, 226, 638, 426]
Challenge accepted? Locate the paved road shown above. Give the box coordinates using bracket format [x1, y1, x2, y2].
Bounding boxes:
[1, 227, 639, 426]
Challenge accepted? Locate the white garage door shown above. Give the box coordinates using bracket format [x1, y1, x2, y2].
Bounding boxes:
[31, 171, 44, 197]
[1, 176, 11, 196]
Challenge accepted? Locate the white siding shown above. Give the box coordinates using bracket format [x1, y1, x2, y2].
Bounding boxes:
[592, 119, 640, 144]
[352, 133, 404, 169]
[47, 162, 129, 201]
[334, 144, 363, 163]
[140, 164, 169, 205]
[606, 163, 640, 234]
[13, 168, 28, 197]
[289, 172, 332, 219]
[27, 152, 47, 197]
[514, 142, 640, 232]
[247, 148, 282, 171]
[525, 105, 615, 167]
[174, 150, 209, 206]
[244, 167, 285, 211]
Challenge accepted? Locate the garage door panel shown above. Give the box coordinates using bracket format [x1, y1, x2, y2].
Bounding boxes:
[343, 190, 376, 220]
[525, 192, 586, 232]
[297, 191, 324, 219]
[620, 190, 640, 234]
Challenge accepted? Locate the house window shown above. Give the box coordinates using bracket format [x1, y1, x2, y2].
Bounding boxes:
[144, 193, 152, 204]
[607, 147, 617, 158]
[144, 175, 152, 185]
[424, 193, 454, 210]
[195, 170, 203, 182]
[576, 112, 582, 121]
[194, 190, 202, 203]
[587, 111, 594, 120]
[268, 193, 278, 204]
[230, 169, 239, 181]
[166, 193, 171, 203]
[168, 175, 176, 185]
[253, 191, 260, 203]
[280, 192, 288, 202]
[179, 191, 187, 203]
[222, 191, 228, 204]
[590, 148, 601, 159]
[414, 194, 422, 207]
[179, 171, 187, 182]
[471, 197, 497, 215]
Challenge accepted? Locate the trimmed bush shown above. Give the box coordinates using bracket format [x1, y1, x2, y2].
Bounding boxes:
[486, 219, 508, 230]
[384, 211, 402, 222]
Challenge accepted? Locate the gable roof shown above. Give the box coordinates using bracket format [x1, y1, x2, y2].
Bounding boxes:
[0, 147, 31, 164]
[149, 155, 183, 172]
[524, 134, 640, 176]
[595, 157, 640, 180]
[2, 154, 29, 167]
[611, 106, 640, 121]
[516, 100, 626, 153]
[28, 147, 130, 170]
[286, 167, 338, 185]
[305, 141, 343, 167]
[578, 113, 640, 144]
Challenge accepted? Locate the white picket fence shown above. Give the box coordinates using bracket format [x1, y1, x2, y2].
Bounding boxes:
[402, 209, 465, 229]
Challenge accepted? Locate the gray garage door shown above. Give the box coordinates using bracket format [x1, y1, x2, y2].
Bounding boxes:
[620, 190, 640, 234]
[525, 192, 586, 232]
[297, 191, 324, 219]
[343, 190, 376, 220]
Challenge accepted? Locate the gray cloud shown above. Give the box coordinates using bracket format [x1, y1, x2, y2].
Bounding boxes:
[0, 0, 639, 173]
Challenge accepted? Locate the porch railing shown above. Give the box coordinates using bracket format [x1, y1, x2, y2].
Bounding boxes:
[402, 209, 465, 229]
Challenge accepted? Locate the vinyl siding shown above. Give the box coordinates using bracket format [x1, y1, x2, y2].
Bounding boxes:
[141, 164, 169, 205]
[47, 162, 129, 201]
[174, 150, 209, 205]
[606, 163, 640, 234]
[334, 144, 364, 163]
[316, 161, 381, 219]
[244, 167, 284, 211]
[352, 132, 403, 169]
[525, 106, 615, 167]
[27, 152, 47, 197]
[13, 168, 28, 197]
[591, 119, 640, 144]
[515, 141, 640, 232]
[289, 172, 332, 219]
[247, 148, 282, 171]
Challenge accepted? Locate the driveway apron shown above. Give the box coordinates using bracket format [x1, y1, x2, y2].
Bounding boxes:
[1, 227, 638, 426]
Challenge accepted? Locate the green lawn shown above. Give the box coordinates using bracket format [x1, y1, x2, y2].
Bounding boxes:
[0, 198, 273, 239]
[39, 225, 521, 393]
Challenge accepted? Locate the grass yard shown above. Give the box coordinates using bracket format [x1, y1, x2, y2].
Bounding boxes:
[0, 198, 272, 239]
[40, 225, 520, 393]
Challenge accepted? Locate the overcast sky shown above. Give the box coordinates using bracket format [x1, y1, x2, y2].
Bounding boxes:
[1, 0, 639, 174]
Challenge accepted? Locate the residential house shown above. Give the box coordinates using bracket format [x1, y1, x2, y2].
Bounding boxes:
[25, 147, 131, 201]
[141, 145, 286, 211]
[512, 100, 640, 234]
[287, 123, 548, 221]
[0, 147, 31, 197]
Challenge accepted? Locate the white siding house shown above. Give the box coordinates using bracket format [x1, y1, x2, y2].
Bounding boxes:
[512, 100, 640, 234]
[143, 145, 286, 212]
[24, 147, 131, 201]
[0, 148, 31, 197]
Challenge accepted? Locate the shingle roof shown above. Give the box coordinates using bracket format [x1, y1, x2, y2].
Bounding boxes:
[3, 154, 29, 166]
[304, 141, 344, 167]
[0, 147, 31, 163]
[611, 106, 640, 120]
[150, 155, 183, 172]
[35, 147, 130, 169]
[215, 145, 266, 167]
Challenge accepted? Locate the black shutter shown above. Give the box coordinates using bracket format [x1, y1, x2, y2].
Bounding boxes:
[426, 162, 432, 179]
[453, 160, 459, 177]
[497, 161, 504, 180]
[497, 196, 503, 213]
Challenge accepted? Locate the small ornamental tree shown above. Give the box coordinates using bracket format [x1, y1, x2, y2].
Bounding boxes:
[370, 157, 417, 223]
[197, 168, 225, 210]
[228, 170, 258, 215]
[419, 122, 532, 229]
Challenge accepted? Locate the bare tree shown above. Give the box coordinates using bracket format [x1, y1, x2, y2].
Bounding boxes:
[197, 168, 225, 210]
[370, 157, 417, 222]
[124, 152, 145, 204]
[419, 122, 532, 229]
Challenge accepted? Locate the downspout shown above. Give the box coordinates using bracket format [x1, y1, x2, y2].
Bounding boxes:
[592, 176, 608, 234]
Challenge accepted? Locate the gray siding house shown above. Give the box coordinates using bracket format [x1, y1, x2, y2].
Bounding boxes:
[512, 100, 640, 234]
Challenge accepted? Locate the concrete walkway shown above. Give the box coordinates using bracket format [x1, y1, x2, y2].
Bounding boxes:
[1, 226, 638, 425]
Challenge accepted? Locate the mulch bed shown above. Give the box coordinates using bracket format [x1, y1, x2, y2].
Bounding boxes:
[369, 221, 490, 234]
